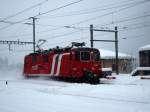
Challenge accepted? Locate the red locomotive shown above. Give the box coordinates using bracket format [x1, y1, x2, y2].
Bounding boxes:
[23, 42, 102, 83]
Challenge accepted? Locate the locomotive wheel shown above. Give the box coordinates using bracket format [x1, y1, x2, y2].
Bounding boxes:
[84, 71, 99, 84]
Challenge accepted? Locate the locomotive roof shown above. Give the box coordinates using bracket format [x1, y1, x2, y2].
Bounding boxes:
[26, 47, 99, 56]
[72, 47, 99, 51]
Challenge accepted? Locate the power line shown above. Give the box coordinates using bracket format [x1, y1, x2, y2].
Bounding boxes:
[121, 33, 149, 40]
[0, 18, 29, 31]
[0, 0, 83, 31]
[69, 0, 150, 26]
[2, 13, 150, 40]
[25, 1, 149, 38]
[1, 0, 149, 42]
[43, 30, 83, 40]
[41, 0, 138, 19]
[92, 23, 150, 39]
[34, 0, 84, 17]
[98, 13, 150, 27]
[1, 0, 48, 20]
[119, 23, 150, 31]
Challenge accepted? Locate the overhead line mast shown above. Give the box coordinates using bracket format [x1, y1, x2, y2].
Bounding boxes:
[0, 40, 33, 51]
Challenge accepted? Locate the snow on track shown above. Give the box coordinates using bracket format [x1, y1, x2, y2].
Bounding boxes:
[0, 70, 150, 112]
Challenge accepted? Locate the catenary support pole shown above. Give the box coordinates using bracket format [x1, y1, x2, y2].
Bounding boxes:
[90, 24, 93, 48]
[115, 26, 119, 75]
[30, 17, 36, 53]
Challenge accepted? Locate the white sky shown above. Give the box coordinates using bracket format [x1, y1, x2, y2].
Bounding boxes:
[0, 0, 150, 64]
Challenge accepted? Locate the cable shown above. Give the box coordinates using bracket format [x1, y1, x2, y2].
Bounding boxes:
[118, 21, 150, 29]
[41, 0, 138, 19]
[34, 0, 84, 17]
[98, 13, 150, 27]
[1, 0, 149, 41]
[0, 18, 29, 31]
[26, 1, 148, 38]
[69, 0, 150, 26]
[1, 0, 48, 20]
[121, 33, 149, 40]
[42, 30, 83, 40]
[119, 24, 150, 31]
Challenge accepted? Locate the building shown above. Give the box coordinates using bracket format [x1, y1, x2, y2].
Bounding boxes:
[139, 44, 150, 67]
[99, 49, 135, 73]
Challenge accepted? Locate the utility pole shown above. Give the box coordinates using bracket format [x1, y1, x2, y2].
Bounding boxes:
[30, 17, 36, 53]
[90, 25, 93, 48]
[115, 26, 119, 75]
[90, 24, 119, 75]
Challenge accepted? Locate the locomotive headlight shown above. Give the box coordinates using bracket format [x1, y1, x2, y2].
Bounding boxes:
[92, 67, 95, 71]
[83, 68, 87, 71]
[72, 67, 77, 71]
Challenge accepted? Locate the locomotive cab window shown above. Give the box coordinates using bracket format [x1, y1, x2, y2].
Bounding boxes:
[92, 51, 100, 61]
[80, 51, 90, 61]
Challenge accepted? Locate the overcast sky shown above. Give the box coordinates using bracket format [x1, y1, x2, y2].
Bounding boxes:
[0, 0, 150, 64]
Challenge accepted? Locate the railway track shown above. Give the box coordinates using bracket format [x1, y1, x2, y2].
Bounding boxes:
[0, 78, 142, 86]
[0, 78, 149, 105]
[58, 93, 149, 104]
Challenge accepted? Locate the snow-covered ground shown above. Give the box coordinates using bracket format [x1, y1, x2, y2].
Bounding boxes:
[0, 69, 150, 112]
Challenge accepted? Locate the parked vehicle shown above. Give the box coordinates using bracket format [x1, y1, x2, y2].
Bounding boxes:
[131, 67, 150, 76]
[102, 68, 112, 78]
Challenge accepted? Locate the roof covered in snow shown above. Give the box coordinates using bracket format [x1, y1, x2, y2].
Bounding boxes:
[139, 44, 150, 51]
[99, 49, 133, 59]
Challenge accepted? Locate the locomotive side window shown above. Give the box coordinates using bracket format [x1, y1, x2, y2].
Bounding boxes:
[32, 55, 37, 63]
[43, 55, 48, 63]
[81, 51, 90, 61]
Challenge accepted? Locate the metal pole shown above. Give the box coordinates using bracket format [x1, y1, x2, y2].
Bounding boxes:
[115, 26, 119, 75]
[90, 24, 93, 48]
[31, 17, 36, 53]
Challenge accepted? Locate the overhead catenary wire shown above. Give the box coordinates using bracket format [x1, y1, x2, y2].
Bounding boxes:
[16, 0, 150, 39]
[0, 18, 29, 31]
[1, 0, 150, 43]
[97, 13, 150, 27]
[69, 0, 150, 26]
[0, 0, 84, 31]
[41, 0, 138, 19]
[34, 0, 84, 17]
[0, 0, 48, 20]
[2, 17, 150, 41]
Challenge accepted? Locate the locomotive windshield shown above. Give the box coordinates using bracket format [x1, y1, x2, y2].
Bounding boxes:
[81, 51, 90, 61]
[75, 49, 100, 61]
[91, 51, 100, 61]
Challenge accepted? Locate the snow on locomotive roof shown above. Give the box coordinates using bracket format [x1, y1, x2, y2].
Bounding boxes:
[99, 49, 133, 59]
[139, 44, 150, 51]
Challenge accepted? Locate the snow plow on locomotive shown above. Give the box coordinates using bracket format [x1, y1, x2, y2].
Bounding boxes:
[23, 42, 102, 83]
